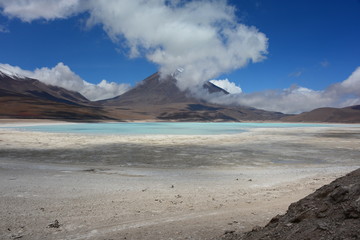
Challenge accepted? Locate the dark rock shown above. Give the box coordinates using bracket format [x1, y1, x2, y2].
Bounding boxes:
[330, 186, 349, 203]
[12, 235, 23, 239]
[48, 220, 60, 228]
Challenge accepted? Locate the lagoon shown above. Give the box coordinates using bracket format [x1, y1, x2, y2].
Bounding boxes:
[5, 122, 343, 135]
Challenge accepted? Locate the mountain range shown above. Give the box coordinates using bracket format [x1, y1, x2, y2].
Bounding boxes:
[0, 69, 359, 122]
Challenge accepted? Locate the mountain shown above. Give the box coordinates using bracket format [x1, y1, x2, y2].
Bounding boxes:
[100, 72, 228, 106]
[0, 70, 113, 120]
[222, 168, 360, 240]
[0, 70, 90, 106]
[0, 69, 286, 121]
[100, 72, 285, 121]
[282, 105, 360, 123]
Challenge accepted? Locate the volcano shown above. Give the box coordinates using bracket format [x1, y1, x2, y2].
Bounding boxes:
[99, 72, 286, 121]
[100, 72, 228, 106]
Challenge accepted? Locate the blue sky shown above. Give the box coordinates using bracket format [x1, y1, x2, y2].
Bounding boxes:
[0, 13, 156, 85]
[0, 0, 359, 113]
[226, 0, 360, 92]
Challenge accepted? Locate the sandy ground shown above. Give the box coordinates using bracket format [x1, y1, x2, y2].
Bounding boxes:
[0, 122, 359, 240]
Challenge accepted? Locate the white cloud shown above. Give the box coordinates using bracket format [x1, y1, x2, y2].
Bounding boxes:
[0, 0, 82, 22]
[339, 66, 360, 96]
[85, 0, 268, 90]
[207, 67, 360, 114]
[0, 63, 33, 78]
[0, 62, 130, 101]
[210, 79, 242, 94]
[0, 0, 268, 90]
[82, 79, 131, 101]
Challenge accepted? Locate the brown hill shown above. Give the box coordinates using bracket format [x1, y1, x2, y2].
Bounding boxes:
[0, 71, 89, 105]
[0, 71, 113, 120]
[282, 105, 360, 123]
[222, 168, 360, 240]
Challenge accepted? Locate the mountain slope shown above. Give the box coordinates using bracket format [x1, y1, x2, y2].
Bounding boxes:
[0, 71, 89, 105]
[282, 105, 360, 123]
[0, 70, 113, 120]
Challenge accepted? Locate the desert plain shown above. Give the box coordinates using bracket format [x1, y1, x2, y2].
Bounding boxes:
[0, 121, 359, 240]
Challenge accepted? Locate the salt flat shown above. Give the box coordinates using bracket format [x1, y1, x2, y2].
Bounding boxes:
[0, 124, 359, 239]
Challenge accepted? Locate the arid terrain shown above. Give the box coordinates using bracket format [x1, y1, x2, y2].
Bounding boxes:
[1, 123, 359, 239]
[225, 168, 360, 240]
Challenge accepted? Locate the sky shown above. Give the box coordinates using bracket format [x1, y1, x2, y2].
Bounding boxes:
[0, 0, 359, 113]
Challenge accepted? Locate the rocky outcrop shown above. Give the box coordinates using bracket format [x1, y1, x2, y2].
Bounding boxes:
[223, 168, 360, 240]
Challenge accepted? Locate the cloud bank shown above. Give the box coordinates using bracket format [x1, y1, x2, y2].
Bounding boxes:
[0, 0, 268, 90]
[206, 67, 360, 114]
[0, 63, 130, 101]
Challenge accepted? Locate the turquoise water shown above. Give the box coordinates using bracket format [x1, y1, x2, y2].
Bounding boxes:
[7, 122, 340, 135]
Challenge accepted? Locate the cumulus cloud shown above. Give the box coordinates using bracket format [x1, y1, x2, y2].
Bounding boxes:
[338, 66, 360, 96]
[0, 63, 130, 101]
[85, 0, 268, 90]
[210, 79, 242, 94]
[207, 67, 360, 114]
[209, 86, 333, 114]
[0, 0, 268, 90]
[0, 0, 82, 22]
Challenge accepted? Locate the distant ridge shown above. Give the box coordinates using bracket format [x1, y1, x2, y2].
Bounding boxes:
[282, 105, 360, 123]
